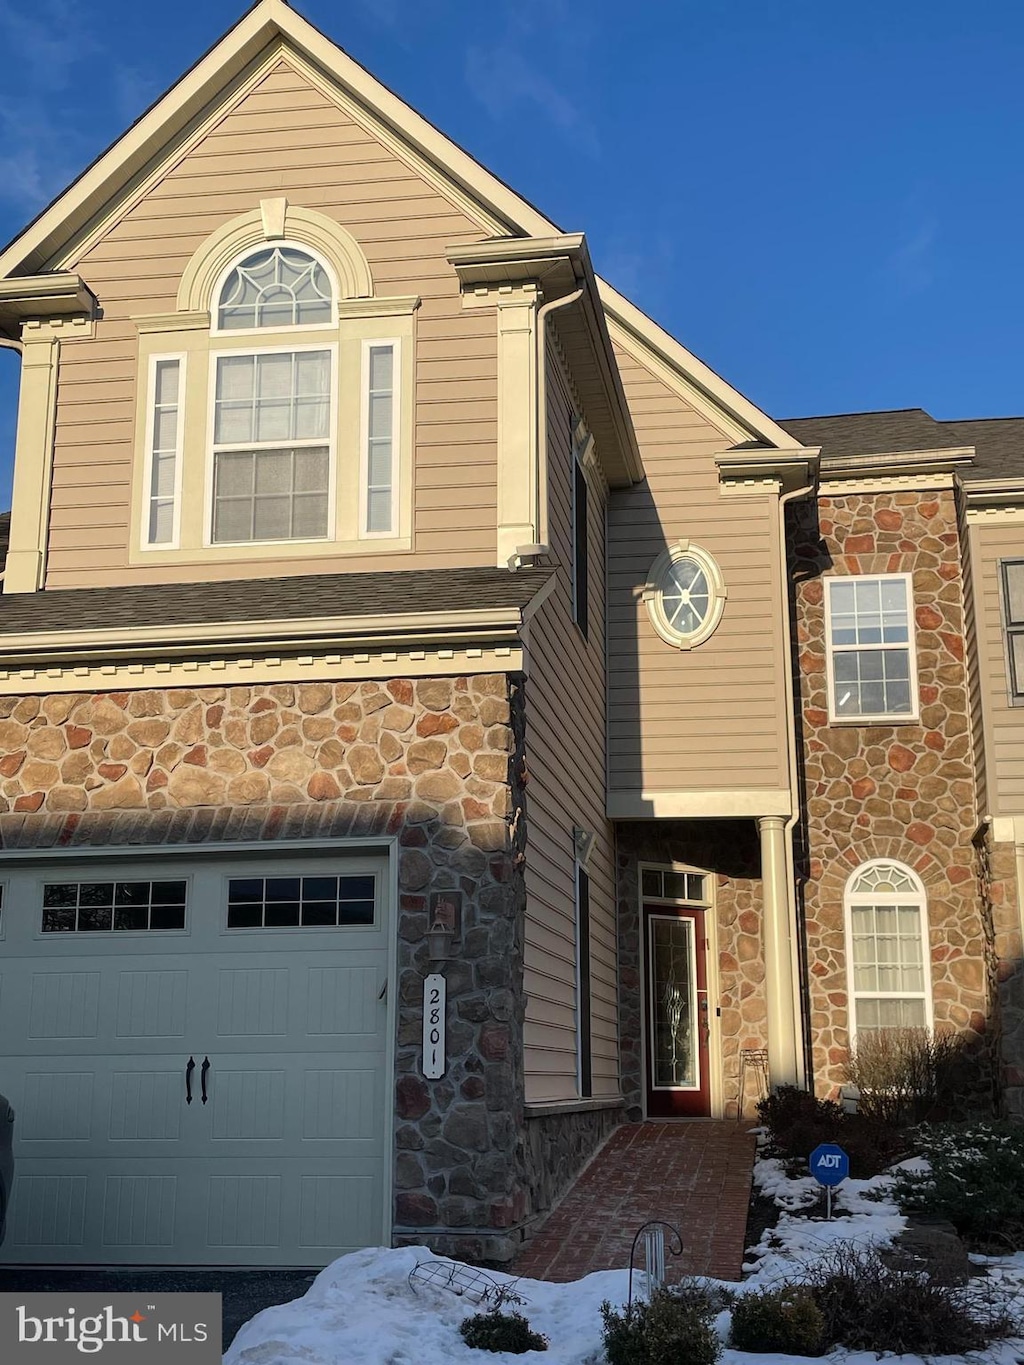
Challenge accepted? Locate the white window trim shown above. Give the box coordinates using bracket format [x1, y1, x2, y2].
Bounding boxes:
[140, 352, 187, 551]
[642, 539, 727, 650]
[203, 341, 339, 549]
[998, 558, 1024, 706]
[843, 858, 933, 1044]
[209, 240, 340, 338]
[824, 572, 920, 724]
[359, 337, 401, 540]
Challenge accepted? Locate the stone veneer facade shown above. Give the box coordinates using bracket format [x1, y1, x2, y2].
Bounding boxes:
[615, 820, 768, 1121]
[789, 487, 999, 1100]
[0, 674, 540, 1261]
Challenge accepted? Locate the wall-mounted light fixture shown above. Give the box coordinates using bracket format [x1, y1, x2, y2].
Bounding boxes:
[426, 890, 462, 963]
[573, 825, 595, 869]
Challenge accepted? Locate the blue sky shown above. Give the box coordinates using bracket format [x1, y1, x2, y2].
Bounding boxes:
[1, 0, 1024, 502]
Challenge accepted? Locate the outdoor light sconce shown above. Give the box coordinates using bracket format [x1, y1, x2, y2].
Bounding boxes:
[573, 825, 595, 869]
[426, 890, 462, 963]
[427, 921, 455, 962]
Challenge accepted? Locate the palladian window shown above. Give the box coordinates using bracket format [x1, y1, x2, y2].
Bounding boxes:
[133, 204, 414, 562]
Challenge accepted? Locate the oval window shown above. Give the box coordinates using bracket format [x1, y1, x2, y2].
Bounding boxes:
[644, 541, 726, 649]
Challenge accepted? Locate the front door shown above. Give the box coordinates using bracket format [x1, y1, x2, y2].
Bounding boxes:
[643, 904, 711, 1117]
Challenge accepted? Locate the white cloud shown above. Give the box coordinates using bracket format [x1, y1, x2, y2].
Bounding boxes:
[886, 220, 938, 297]
[464, 42, 599, 158]
[0, 0, 104, 213]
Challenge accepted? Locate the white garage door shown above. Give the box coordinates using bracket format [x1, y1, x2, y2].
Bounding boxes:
[0, 851, 391, 1266]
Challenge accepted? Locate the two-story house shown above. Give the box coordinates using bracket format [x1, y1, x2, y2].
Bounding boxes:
[0, 0, 1020, 1273]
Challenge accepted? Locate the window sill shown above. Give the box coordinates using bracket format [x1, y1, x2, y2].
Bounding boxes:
[524, 1096, 625, 1120]
[827, 714, 921, 727]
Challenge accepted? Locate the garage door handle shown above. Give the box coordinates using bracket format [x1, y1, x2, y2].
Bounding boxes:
[185, 1056, 195, 1105]
[378, 978, 387, 1001]
[201, 1057, 210, 1105]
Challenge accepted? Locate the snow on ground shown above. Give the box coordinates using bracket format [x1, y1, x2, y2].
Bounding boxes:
[224, 1152, 1024, 1365]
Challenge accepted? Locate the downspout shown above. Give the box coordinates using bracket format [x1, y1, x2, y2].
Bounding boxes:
[778, 473, 817, 1089]
[508, 287, 584, 570]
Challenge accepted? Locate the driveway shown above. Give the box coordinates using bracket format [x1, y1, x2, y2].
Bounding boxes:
[0, 1266, 318, 1350]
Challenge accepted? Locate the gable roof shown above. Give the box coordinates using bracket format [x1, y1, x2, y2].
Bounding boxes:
[780, 408, 1024, 483]
[0, 0, 793, 455]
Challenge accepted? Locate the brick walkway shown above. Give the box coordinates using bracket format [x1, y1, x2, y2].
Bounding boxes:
[516, 1121, 756, 1283]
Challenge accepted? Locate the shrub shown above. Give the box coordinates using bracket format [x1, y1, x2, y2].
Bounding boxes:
[459, 1307, 548, 1354]
[805, 1242, 1015, 1355]
[893, 1121, 1024, 1251]
[729, 1285, 826, 1356]
[843, 1027, 968, 1126]
[756, 1084, 908, 1178]
[601, 1282, 721, 1365]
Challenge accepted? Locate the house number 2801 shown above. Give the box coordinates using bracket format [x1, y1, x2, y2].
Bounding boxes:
[422, 973, 447, 1079]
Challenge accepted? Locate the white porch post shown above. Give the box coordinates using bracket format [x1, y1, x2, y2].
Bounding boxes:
[758, 814, 801, 1087]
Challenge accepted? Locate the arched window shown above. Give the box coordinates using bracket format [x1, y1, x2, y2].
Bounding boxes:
[844, 860, 931, 1037]
[216, 246, 334, 331]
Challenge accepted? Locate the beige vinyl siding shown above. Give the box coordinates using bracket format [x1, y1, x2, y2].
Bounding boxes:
[970, 520, 1024, 813]
[523, 341, 618, 1104]
[607, 339, 789, 795]
[48, 58, 496, 587]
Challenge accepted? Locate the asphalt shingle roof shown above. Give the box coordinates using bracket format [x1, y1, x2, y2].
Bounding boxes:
[0, 564, 553, 637]
[779, 408, 1024, 483]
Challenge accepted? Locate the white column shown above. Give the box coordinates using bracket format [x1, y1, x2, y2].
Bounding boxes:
[759, 814, 801, 1086]
[5, 322, 59, 594]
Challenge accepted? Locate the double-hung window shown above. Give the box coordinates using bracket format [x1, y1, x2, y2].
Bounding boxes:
[825, 574, 917, 721]
[1000, 560, 1024, 701]
[211, 348, 333, 544]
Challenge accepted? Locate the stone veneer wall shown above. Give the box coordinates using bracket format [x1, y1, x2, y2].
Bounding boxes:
[789, 489, 996, 1098]
[523, 1103, 624, 1220]
[0, 675, 533, 1261]
[615, 820, 767, 1121]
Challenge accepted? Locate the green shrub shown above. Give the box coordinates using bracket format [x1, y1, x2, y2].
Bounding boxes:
[729, 1285, 826, 1356]
[806, 1242, 1015, 1355]
[756, 1084, 908, 1178]
[459, 1307, 548, 1354]
[600, 1283, 721, 1365]
[893, 1121, 1024, 1251]
[843, 1027, 969, 1126]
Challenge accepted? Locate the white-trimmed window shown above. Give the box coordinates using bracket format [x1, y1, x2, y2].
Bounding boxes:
[825, 574, 918, 721]
[845, 861, 931, 1038]
[209, 346, 335, 545]
[361, 341, 398, 537]
[133, 211, 416, 564]
[999, 560, 1024, 702]
[143, 355, 185, 547]
[643, 540, 727, 650]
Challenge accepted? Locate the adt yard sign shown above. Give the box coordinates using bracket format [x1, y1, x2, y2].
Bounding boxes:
[809, 1143, 849, 1187]
[810, 1143, 849, 1218]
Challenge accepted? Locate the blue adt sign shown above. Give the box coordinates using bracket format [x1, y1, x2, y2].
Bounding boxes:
[809, 1143, 849, 1187]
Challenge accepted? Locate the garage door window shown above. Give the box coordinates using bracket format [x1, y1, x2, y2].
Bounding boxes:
[41, 880, 188, 932]
[227, 874, 376, 928]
